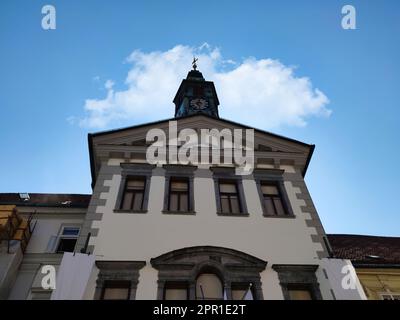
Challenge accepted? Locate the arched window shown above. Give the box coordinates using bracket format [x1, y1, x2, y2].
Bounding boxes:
[196, 273, 223, 300]
[151, 246, 267, 300]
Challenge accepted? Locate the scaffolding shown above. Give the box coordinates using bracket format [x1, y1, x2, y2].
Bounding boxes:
[0, 205, 36, 253]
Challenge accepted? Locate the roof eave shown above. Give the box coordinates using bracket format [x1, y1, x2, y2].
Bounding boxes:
[88, 114, 314, 185]
[88, 133, 96, 189]
[302, 144, 315, 177]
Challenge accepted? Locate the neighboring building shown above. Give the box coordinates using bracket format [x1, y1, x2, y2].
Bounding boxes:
[0, 193, 90, 299]
[329, 234, 400, 300]
[0, 66, 369, 300]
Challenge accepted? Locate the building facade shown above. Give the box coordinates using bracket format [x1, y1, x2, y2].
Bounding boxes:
[0, 194, 89, 299]
[329, 234, 400, 300]
[0, 67, 368, 300]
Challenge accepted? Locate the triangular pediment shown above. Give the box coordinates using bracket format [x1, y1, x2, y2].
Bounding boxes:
[151, 246, 267, 271]
[89, 114, 314, 187]
[91, 114, 310, 154]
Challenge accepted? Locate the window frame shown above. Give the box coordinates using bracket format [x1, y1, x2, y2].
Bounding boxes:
[29, 288, 53, 300]
[163, 281, 189, 300]
[100, 280, 131, 300]
[272, 264, 322, 300]
[162, 165, 196, 215]
[379, 292, 400, 300]
[55, 225, 80, 254]
[231, 282, 255, 300]
[114, 163, 154, 214]
[211, 167, 248, 216]
[218, 180, 242, 215]
[152, 246, 266, 300]
[195, 273, 224, 300]
[168, 177, 190, 212]
[253, 169, 295, 218]
[120, 177, 146, 211]
[260, 182, 287, 216]
[287, 284, 315, 300]
[94, 261, 146, 300]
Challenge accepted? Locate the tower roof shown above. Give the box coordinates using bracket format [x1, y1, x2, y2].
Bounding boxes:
[186, 69, 205, 81]
[173, 63, 220, 118]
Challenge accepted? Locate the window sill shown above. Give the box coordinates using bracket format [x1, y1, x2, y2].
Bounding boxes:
[217, 212, 250, 217]
[113, 209, 148, 214]
[162, 210, 196, 215]
[263, 214, 296, 219]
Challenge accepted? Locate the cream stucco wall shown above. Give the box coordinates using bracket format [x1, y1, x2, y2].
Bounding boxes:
[91, 162, 323, 262]
[86, 161, 332, 299]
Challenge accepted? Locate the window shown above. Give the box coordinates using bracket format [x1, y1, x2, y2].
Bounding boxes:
[219, 181, 241, 214]
[380, 293, 400, 300]
[272, 265, 322, 300]
[211, 167, 248, 216]
[164, 282, 188, 300]
[30, 289, 52, 300]
[168, 178, 189, 212]
[288, 287, 313, 300]
[196, 273, 223, 300]
[253, 169, 294, 218]
[162, 165, 196, 214]
[56, 226, 80, 253]
[152, 246, 266, 300]
[120, 177, 146, 211]
[114, 163, 154, 213]
[261, 183, 286, 216]
[94, 261, 145, 300]
[231, 283, 253, 300]
[101, 281, 131, 300]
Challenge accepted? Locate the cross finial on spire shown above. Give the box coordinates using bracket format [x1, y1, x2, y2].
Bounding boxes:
[192, 56, 198, 70]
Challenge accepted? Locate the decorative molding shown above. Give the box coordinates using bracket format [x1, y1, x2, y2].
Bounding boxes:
[162, 210, 196, 216]
[94, 260, 146, 300]
[20, 253, 64, 265]
[162, 164, 197, 174]
[252, 168, 285, 178]
[151, 246, 267, 300]
[76, 164, 121, 252]
[120, 163, 156, 173]
[210, 166, 237, 177]
[113, 209, 148, 214]
[284, 172, 329, 258]
[272, 264, 322, 300]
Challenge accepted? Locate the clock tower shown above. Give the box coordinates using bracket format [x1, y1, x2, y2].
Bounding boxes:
[173, 60, 220, 118]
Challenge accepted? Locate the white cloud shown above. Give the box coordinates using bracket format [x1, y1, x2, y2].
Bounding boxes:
[104, 79, 114, 90]
[78, 44, 330, 129]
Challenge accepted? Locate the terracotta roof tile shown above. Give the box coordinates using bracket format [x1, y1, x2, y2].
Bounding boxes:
[328, 234, 400, 266]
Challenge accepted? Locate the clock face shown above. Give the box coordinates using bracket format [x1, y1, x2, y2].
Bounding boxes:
[190, 98, 208, 110]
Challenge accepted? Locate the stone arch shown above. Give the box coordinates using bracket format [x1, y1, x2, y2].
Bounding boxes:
[193, 260, 225, 282]
[151, 246, 267, 300]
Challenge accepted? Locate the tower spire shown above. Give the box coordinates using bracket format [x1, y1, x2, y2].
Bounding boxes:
[173, 66, 220, 118]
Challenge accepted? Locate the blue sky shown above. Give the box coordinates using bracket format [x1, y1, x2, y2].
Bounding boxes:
[0, 0, 399, 236]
